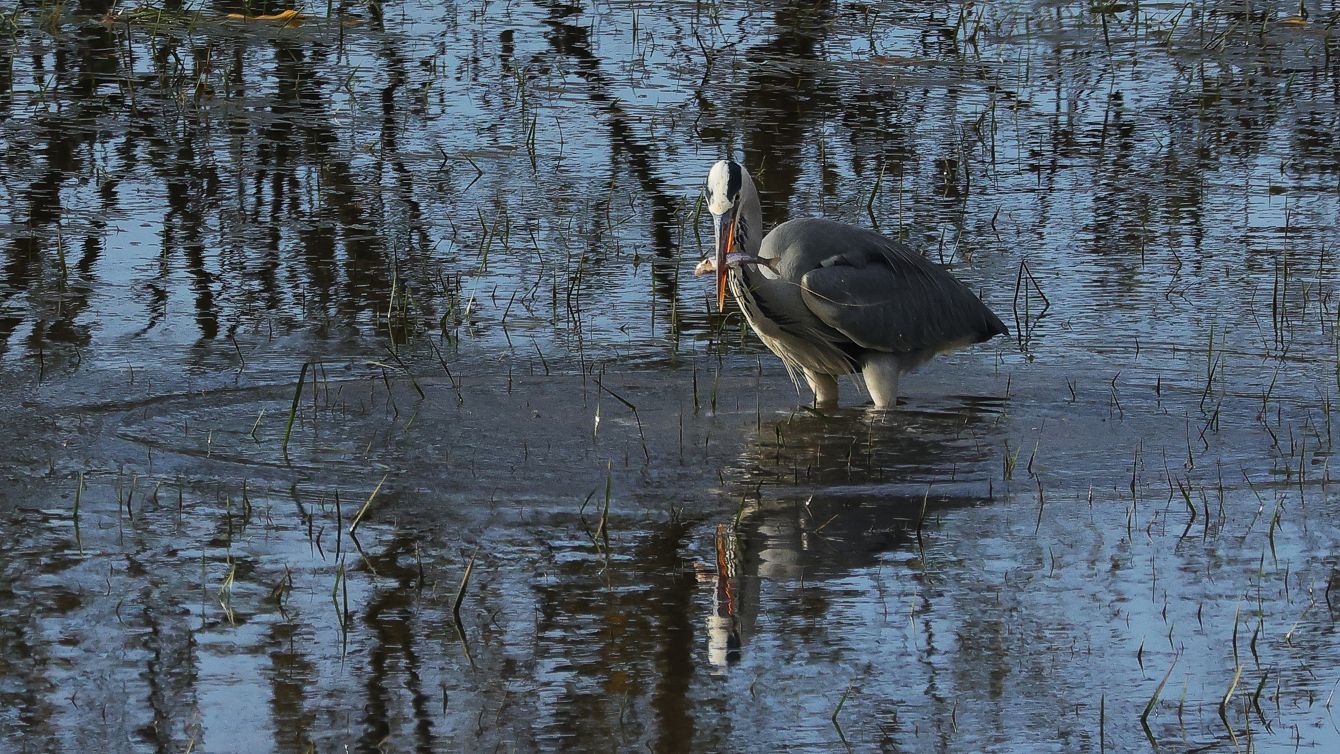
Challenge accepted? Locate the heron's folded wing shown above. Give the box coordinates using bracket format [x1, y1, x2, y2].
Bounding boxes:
[799, 249, 1005, 353]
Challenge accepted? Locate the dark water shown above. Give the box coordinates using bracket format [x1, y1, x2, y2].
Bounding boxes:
[3, 0, 1340, 751]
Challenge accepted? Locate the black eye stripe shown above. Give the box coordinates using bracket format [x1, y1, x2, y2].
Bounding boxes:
[726, 160, 742, 201]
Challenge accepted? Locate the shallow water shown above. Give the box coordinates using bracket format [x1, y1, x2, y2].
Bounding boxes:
[3, 0, 1340, 751]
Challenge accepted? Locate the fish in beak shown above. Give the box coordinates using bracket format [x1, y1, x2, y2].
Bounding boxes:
[695, 211, 776, 308]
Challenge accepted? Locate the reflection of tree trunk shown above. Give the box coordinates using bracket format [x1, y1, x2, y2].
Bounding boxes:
[301, 224, 339, 319]
[0, 237, 40, 359]
[3, 116, 88, 357]
[0, 577, 58, 743]
[0, 41, 11, 112]
[378, 39, 432, 257]
[74, 24, 119, 100]
[138, 598, 204, 754]
[164, 141, 220, 340]
[647, 520, 698, 754]
[740, 2, 835, 228]
[76, 0, 116, 15]
[42, 231, 103, 347]
[264, 41, 390, 323]
[358, 535, 436, 753]
[539, 2, 681, 310]
[534, 516, 698, 749]
[267, 621, 318, 753]
[28, 119, 80, 227]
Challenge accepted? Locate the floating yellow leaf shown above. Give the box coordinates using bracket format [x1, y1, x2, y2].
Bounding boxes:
[1278, 15, 1307, 26]
[224, 9, 305, 22]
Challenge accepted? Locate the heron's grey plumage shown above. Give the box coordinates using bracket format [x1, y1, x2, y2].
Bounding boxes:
[782, 218, 1006, 355]
[702, 160, 1006, 407]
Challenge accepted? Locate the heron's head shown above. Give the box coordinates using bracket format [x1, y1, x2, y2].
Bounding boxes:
[703, 159, 756, 311]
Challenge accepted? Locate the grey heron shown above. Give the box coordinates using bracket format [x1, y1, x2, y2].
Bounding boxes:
[695, 159, 1007, 408]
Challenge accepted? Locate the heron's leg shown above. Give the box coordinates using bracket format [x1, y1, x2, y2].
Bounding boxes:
[862, 353, 903, 408]
[803, 369, 839, 408]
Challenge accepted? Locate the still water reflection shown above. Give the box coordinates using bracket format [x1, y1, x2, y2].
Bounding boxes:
[2, 0, 1340, 751]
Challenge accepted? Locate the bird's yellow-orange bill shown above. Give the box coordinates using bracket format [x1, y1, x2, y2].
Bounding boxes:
[716, 266, 727, 310]
[716, 219, 734, 311]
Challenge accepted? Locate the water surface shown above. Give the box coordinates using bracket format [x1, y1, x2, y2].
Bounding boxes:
[2, 0, 1340, 751]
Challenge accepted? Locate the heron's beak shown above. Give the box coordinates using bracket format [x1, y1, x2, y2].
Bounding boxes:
[713, 212, 736, 312]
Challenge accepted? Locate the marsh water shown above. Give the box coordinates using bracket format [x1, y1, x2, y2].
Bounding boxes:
[3, 0, 1340, 751]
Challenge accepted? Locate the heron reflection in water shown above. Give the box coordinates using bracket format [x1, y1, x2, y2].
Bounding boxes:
[696, 159, 1007, 408]
[701, 398, 1003, 668]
